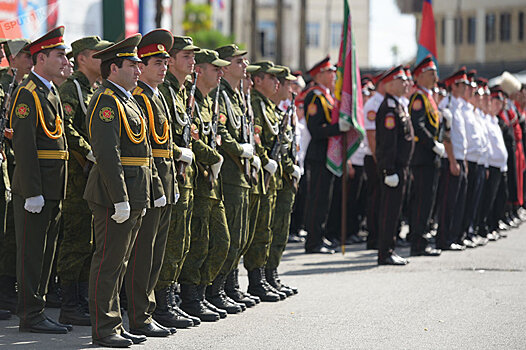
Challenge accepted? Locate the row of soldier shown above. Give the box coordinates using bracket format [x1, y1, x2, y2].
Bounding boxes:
[0, 26, 312, 348]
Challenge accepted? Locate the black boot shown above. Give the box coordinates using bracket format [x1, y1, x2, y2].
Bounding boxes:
[59, 282, 91, 326]
[0, 309, 11, 320]
[179, 284, 219, 322]
[225, 269, 256, 308]
[153, 287, 194, 328]
[78, 282, 90, 314]
[169, 283, 200, 326]
[198, 285, 227, 319]
[169, 283, 182, 308]
[265, 268, 295, 296]
[247, 268, 280, 302]
[205, 275, 242, 314]
[275, 270, 298, 295]
[0, 275, 17, 313]
[260, 268, 286, 300]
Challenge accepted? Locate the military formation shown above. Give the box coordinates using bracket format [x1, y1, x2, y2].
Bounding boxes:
[0, 23, 525, 348]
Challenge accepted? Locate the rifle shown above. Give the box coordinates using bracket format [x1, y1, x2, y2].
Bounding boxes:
[239, 79, 252, 183]
[288, 93, 298, 190]
[177, 72, 198, 183]
[206, 78, 222, 188]
[0, 68, 17, 149]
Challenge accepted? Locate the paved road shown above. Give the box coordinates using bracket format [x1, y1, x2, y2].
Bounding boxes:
[1, 226, 525, 349]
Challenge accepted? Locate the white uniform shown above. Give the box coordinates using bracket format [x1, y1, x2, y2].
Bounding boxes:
[439, 95, 467, 160]
[461, 99, 485, 164]
[362, 92, 384, 156]
[485, 113, 508, 171]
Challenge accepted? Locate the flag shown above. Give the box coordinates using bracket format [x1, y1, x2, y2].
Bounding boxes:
[326, 0, 364, 177]
[416, 0, 438, 67]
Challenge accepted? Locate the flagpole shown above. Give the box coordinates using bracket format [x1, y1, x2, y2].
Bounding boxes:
[341, 133, 347, 255]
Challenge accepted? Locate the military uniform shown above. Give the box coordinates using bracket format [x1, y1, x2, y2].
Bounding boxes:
[10, 27, 69, 332]
[84, 35, 163, 346]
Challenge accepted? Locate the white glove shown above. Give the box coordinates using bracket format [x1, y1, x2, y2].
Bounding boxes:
[111, 201, 130, 224]
[154, 195, 167, 208]
[384, 173, 399, 187]
[291, 164, 301, 180]
[339, 118, 352, 132]
[240, 143, 254, 158]
[0, 152, 4, 165]
[177, 147, 193, 165]
[210, 155, 224, 180]
[263, 159, 278, 175]
[432, 141, 446, 157]
[24, 195, 45, 213]
[86, 150, 96, 163]
[252, 155, 261, 173]
[441, 109, 453, 129]
[141, 208, 147, 217]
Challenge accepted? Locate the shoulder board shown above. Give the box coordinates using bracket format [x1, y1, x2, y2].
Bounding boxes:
[132, 87, 143, 95]
[387, 98, 396, 108]
[103, 88, 114, 96]
[313, 89, 322, 95]
[24, 81, 36, 92]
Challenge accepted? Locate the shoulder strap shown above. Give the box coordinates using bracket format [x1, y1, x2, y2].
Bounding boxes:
[73, 79, 88, 115]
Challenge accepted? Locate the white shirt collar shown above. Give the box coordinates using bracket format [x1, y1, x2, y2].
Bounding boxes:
[143, 81, 159, 96]
[108, 80, 132, 99]
[32, 70, 54, 91]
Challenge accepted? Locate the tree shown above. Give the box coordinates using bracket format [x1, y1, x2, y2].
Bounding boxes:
[184, 2, 236, 49]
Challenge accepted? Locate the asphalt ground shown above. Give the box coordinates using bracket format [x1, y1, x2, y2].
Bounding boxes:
[1, 225, 525, 349]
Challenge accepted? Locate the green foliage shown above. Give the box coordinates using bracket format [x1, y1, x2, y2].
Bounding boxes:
[191, 29, 236, 50]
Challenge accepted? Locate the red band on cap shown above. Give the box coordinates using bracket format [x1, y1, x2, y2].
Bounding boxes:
[309, 61, 333, 76]
[138, 43, 167, 58]
[444, 73, 468, 88]
[382, 69, 406, 84]
[30, 36, 64, 55]
[413, 60, 436, 77]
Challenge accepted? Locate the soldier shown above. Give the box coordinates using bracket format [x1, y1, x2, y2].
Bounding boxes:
[212, 45, 258, 308]
[265, 65, 300, 296]
[9, 27, 70, 333]
[155, 36, 199, 328]
[125, 29, 177, 337]
[375, 66, 414, 265]
[178, 49, 233, 320]
[407, 56, 442, 257]
[85, 34, 163, 347]
[56, 35, 112, 327]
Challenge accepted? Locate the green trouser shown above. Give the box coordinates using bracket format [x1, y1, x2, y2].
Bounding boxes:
[266, 181, 295, 269]
[88, 202, 142, 340]
[13, 194, 61, 325]
[242, 192, 260, 257]
[156, 186, 193, 290]
[126, 204, 171, 329]
[243, 190, 276, 271]
[218, 184, 249, 275]
[179, 196, 230, 285]
[57, 161, 93, 283]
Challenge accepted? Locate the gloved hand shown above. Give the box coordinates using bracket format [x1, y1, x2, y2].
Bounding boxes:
[432, 141, 446, 157]
[0, 152, 4, 166]
[263, 159, 278, 175]
[291, 164, 301, 180]
[441, 109, 453, 129]
[339, 118, 352, 132]
[154, 195, 167, 208]
[141, 208, 147, 217]
[176, 147, 193, 165]
[240, 143, 254, 158]
[24, 195, 45, 213]
[210, 155, 224, 180]
[111, 201, 130, 224]
[86, 150, 97, 163]
[252, 155, 261, 172]
[174, 193, 180, 205]
[384, 173, 399, 187]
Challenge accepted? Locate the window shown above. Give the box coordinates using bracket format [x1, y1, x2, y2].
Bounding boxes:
[500, 13, 511, 42]
[330, 22, 342, 49]
[486, 13, 496, 42]
[258, 21, 276, 57]
[441, 17, 446, 45]
[306, 22, 320, 48]
[454, 16, 463, 44]
[520, 12, 524, 41]
[467, 17, 476, 44]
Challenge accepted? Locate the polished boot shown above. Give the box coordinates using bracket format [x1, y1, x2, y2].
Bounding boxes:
[19, 318, 68, 334]
[130, 322, 171, 337]
[205, 275, 242, 314]
[93, 334, 132, 348]
[152, 287, 194, 329]
[59, 282, 91, 326]
[168, 283, 200, 326]
[225, 269, 256, 307]
[179, 284, 219, 322]
[121, 329, 147, 344]
[198, 285, 227, 319]
[266, 268, 298, 295]
[247, 268, 280, 302]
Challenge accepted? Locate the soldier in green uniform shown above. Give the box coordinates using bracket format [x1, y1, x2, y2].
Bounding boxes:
[266, 66, 300, 296]
[9, 27, 70, 334]
[178, 49, 233, 321]
[124, 29, 179, 337]
[212, 45, 259, 309]
[0, 39, 32, 315]
[85, 34, 164, 348]
[243, 61, 286, 302]
[155, 35, 199, 328]
[57, 35, 112, 327]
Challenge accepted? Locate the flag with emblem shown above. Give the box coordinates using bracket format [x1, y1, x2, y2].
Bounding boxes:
[326, 0, 365, 177]
[416, 0, 438, 70]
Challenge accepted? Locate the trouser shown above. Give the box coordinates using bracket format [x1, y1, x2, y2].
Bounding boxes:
[492, 171, 509, 229]
[243, 192, 260, 257]
[156, 187, 193, 290]
[289, 173, 307, 235]
[88, 202, 142, 340]
[325, 176, 342, 242]
[125, 204, 171, 329]
[179, 197, 230, 285]
[409, 164, 439, 251]
[14, 194, 61, 325]
[462, 162, 486, 239]
[436, 159, 467, 248]
[477, 167, 502, 233]
[304, 160, 334, 251]
[266, 180, 295, 269]
[364, 155, 380, 248]
[219, 184, 249, 275]
[0, 203, 16, 278]
[378, 168, 408, 260]
[347, 165, 365, 237]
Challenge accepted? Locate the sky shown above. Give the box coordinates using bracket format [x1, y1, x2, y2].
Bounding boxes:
[369, 0, 417, 68]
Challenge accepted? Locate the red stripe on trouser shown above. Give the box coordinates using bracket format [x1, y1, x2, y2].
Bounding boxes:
[94, 208, 109, 339]
[131, 224, 140, 328]
[21, 211, 27, 323]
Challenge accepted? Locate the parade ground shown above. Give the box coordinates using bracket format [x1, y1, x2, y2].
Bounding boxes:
[1, 225, 525, 350]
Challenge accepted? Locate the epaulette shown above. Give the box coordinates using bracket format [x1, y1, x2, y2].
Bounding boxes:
[387, 98, 396, 108]
[103, 88, 114, 96]
[24, 80, 36, 92]
[132, 86, 143, 95]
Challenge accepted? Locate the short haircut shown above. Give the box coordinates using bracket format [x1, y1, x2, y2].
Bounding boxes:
[168, 48, 181, 58]
[31, 48, 52, 65]
[100, 57, 125, 79]
[251, 71, 266, 83]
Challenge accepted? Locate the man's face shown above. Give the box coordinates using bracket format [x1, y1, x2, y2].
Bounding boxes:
[197, 63, 223, 90]
[417, 70, 437, 89]
[79, 49, 102, 78]
[274, 79, 292, 102]
[223, 55, 246, 80]
[451, 82, 467, 97]
[171, 50, 195, 76]
[242, 74, 253, 94]
[114, 59, 141, 91]
[387, 78, 407, 97]
[41, 49, 68, 81]
[139, 56, 168, 87]
[10, 52, 33, 75]
[317, 70, 336, 91]
[257, 73, 279, 97]
[490, 98, 504, 114]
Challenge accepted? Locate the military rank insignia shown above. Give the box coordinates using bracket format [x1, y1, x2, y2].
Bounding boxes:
[411, 99, 422, 111]
[219, 114, 227, 124]
[254, 125, 262, 135]
[385, 113, 395, 130]
[191, 123, 199, 140]
[367, 110, 376, 121]
[64, 103, 74, 116]
[307, 103, 317, 116]
[99, 107, 115, 122]
[15, 104, 30, 119]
